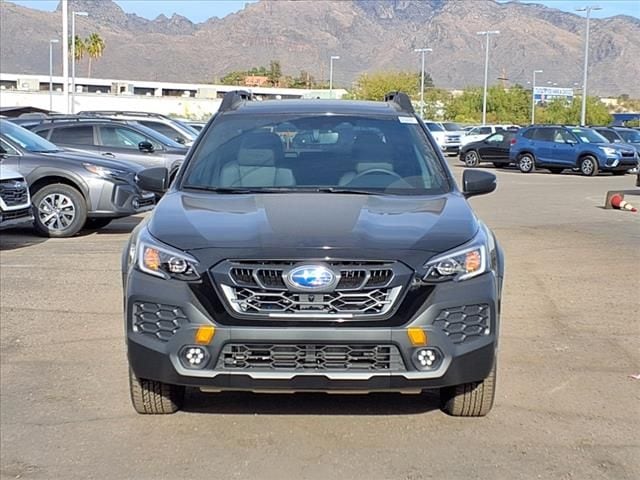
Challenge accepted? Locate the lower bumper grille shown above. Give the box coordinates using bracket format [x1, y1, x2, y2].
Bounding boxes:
[217, 343, 406, 372]
[132, 302, 188, 341]
[1, 207, 33, 221]
[433, 304, 490, 344]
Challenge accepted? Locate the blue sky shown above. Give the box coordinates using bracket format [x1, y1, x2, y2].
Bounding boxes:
[8, 0, 640, 21]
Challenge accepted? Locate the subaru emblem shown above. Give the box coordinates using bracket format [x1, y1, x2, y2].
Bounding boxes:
[286, 265, 337, 291]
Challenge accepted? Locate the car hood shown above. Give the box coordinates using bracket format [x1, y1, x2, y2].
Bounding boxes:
[40, 150, 144, 172]
[148, 191, 478, 255]
[595, 142, 636, 154]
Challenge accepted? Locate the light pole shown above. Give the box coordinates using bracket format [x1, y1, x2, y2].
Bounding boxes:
[414, 48, 432, 119]
[49, 39, 60, 112]
[531, 69, 543, 124]
[329, 55, 340, 98]
[71, 10, 88, 114]
[576, 5, 602, 126]
[62, 0, 69, 113]
[477, 30, 500, 125]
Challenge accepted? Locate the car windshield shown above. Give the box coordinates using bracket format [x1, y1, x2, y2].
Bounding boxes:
[0, 119, 62, 153]
[424, 122, 444, 132]
[442, 122, 463, 132]
[617, 129, 640, 143]
[570, 128, 608, 144]
[183, 114, 450, 195]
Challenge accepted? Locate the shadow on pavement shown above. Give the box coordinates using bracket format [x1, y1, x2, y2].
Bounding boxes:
[86, 216, 145, 236]
[0, 227, 46, 251]
[183, 390, 441, 416]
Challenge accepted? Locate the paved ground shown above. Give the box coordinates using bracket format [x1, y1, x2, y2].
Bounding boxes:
[1, 164, 639, 480]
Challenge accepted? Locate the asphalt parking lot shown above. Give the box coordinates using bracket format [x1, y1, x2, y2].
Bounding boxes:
[1, 163, 639, 480]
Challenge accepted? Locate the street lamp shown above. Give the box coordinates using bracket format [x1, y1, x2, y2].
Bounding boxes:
[576, 5, 602, 126]
[414, 48, 432, 119]
[49, 39, 59, 112]
[71, 10, 88, 114]
[329, 55, 340, 98]
[477, 30, 500, 125]
[531, 69, 543, 124]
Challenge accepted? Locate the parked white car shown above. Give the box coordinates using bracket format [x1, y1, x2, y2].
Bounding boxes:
[424, 121, 464, 155]
[0, 164, 33, 230]
[461, 124, 520, 146]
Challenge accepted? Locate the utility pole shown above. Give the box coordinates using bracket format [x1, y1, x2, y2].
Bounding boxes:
[49, 39, 59, 112]
[62, 0, 69, 113]
[576, 5, 602, 126]
[329, 55, 340, 98]
[414, 48, 432, 119]
[477, 30, 500, 125]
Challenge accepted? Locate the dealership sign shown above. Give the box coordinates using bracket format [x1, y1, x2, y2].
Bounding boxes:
[533, 87, 574, 105]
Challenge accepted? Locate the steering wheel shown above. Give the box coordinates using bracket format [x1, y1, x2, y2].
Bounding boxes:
[346, 168, 407, 187]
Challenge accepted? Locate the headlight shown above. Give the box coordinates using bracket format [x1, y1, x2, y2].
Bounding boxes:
[83, 163, 127, 178]
[424, 232, 489, 282]
[133, 228, 200, 281]
[599, 147, 617, 156]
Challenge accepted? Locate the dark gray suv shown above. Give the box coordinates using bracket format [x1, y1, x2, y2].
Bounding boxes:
[123, 92, 504, 417]
[0, 119, 154, 237]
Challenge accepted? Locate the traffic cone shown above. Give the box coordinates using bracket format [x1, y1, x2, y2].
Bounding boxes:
[610, 194, 638, 212]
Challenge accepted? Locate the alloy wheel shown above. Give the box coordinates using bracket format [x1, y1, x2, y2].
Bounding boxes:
[38, 193, 76, 231]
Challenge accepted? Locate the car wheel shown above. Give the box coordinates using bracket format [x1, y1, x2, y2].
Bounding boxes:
[464, 150, 480, 167]
[32, 183, 87, 238]
[129, 368, 184, 414]
[518, 153, 535, 173]
[440, 360, 497, 417]
[579, 156, 599, 176]
[492, 162, 507, 168]
[84, 218, 113, 230]
[548, 168, 564, 174]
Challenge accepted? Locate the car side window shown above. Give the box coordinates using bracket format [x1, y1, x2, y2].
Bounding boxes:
[138, 121, 181, 141]
[534, 128, 554, 142]
[49, 126, 95, 145]
[522, 129, 536, 139]
[598, 130, 617, 142]
[99, 126, 153, 149]
[0, 138, 20, 155]
[478, 127, 491, 135]
[487, 133, 504, 143]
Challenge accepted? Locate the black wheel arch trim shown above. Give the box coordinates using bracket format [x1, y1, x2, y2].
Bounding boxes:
[26, 168, 92, 209]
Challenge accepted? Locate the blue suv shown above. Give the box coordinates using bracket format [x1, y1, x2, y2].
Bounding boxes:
[510, 125, 638, 176]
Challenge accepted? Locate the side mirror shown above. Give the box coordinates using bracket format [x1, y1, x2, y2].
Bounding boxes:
[175, 137, 186, 145]
[138, 141, 154, 153]
[136, 167, 168, 194]
[462, 169, 497, 198]
[565, 139, 577, 145]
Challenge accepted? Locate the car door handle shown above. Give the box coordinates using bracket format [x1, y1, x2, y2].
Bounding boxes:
[101, 152, 115, 157]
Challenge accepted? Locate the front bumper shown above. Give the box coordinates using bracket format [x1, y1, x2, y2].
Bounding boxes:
[0, 207, 34, 230]
[89, 181, 155, 217]
[125, 267, 501, 392]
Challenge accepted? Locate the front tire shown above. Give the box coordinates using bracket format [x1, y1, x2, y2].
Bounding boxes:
[579, 156, 599, 176]
[440, 361, 497, 417]
[129, 368, 184, 414]
[518, 153, 535, 173]
[464, 150, 480, 167]
[32, 183, 87, 238]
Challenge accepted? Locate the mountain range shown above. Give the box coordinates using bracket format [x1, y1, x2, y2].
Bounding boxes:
[1, 0, 639, 96]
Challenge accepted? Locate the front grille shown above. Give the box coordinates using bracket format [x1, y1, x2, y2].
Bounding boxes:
[215, 260, 408, 319]
[0, 180, 29, 207]
[132, 302, 188, 341]
[1, 207, 32, 221]
[433, 304, 490, 344]
[217, 343, 405, 371]
[620, 150, 635, 157]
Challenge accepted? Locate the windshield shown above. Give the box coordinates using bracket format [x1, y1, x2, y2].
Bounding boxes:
[424, 122, 444, 132]
[183, 114, 450, 195]
[0, 119, 62, 152]
[617, 129, 640, 143]
[570, 128, 609, 144]
[442, 122, 463, 132]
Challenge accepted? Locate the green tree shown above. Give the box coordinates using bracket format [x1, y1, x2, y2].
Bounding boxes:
[69, 35, 86, 62]
[347, 71, 433, 101]
[268, 60, 282, 87]
[85, 33, 105, 78]
[220, 71, 245, 86]
[537, 97, 611, 125]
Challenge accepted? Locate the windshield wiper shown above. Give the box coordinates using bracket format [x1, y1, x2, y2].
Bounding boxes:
[183, 185, 298, 194]
[313, 187, 388, 195]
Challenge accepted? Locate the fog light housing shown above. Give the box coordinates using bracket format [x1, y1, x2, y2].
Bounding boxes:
[132, 197, 140, 209]
[412, 347, 442, 371]
[179, 345, 210, 369]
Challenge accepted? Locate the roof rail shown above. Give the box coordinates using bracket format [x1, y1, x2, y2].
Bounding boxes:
[219, 90, 254, 113]
[29, 115, 125, 125]
[384, 91, 415, 115]
[79, 110, 168, 119]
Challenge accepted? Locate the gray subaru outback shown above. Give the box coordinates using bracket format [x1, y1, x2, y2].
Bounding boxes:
[123, 91, 504, 417]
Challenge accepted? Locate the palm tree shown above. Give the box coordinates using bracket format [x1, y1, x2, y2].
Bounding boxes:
[85, 33, 105, 78]
[69, 35, 86, 62]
